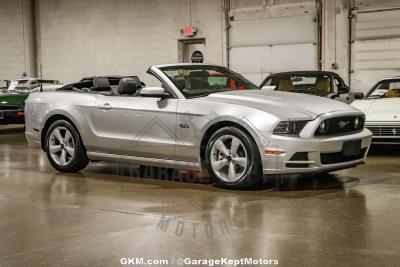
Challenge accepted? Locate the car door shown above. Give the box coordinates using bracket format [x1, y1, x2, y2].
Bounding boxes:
[89, 94, 178, 160]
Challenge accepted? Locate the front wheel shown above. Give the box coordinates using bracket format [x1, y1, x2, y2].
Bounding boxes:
[205, 127, 263, 189]
[45, 120, 89, 172]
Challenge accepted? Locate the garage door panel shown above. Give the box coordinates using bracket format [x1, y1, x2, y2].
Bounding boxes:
[351, 7, 400, 92]
[270, 43, 317, 73]
[230, 46, 269, 74]
[230, 43, 317, 84]
[240, 73, 268, 86]
[352, 70, 400, 92]
[230, 15, 316, 47]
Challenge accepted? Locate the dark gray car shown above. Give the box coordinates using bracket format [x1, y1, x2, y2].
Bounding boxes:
[260, 71, 362, 103]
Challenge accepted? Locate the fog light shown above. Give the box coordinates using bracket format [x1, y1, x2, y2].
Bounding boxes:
[17, 111, 24, 117]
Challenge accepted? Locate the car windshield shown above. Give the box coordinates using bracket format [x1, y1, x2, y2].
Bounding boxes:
[262, 74, 333, 96]
[160, 65, 259, 98]
[366, 80, 400, 99]
[9, 80, 58, 92]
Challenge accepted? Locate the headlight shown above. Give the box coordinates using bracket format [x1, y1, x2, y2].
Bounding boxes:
[354, 117, 363, 130]
[273, 121, 309, 136]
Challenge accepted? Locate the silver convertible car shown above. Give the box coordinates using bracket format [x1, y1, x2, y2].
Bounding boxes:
[25, 64, 372, 189]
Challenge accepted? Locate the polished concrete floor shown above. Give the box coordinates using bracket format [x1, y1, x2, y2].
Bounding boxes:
[0, 125, 399, 267]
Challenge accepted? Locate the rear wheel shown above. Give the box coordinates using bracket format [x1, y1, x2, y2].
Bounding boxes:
[205, 127, 262, 189]
[45, 120, 89, 172]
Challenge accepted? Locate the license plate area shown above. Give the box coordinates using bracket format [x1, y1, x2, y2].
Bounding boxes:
[342, 139, 362, 157]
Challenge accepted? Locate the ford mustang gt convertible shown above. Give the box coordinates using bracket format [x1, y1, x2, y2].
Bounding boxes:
[25, 64, 372, 189]
[352, 77, 400, 145]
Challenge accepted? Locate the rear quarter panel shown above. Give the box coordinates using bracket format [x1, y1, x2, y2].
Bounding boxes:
[25, 91, 98, 149]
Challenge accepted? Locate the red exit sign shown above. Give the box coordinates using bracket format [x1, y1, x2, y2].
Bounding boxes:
[182, 26, 197, 37]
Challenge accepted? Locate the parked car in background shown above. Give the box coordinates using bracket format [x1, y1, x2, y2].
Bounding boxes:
[25, 64, 372, 189]
[260, 71, 363, 103]
[0, 78, 61, 125]
[352, 78, 400, 145]
[0, 80, 10, 93]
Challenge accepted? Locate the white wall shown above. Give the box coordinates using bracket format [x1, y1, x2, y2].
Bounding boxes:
[36, 0, 224, 83]
[0, 0, 36, 80]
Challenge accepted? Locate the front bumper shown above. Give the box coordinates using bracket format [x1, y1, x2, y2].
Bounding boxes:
[0, 109, 25, 125]
[365, 123, 400, 145]
[261, 128, 372, 174]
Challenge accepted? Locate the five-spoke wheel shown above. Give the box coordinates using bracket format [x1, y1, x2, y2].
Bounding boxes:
[205, 126, 262, 189]
[48, 126, 75, 166]
[45, 120, 89, 172]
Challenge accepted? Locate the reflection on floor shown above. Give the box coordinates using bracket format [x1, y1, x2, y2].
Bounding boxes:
[0, 125, 399, 266]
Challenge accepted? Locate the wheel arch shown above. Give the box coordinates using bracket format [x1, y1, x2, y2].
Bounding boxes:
[199, 120, 263, 170]
[40, 113, 82, 151]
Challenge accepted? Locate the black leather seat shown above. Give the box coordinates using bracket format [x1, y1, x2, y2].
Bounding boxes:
[113, 78, 139, 96]
[189, 71, 209, 90]
[93, 77, 111, 92]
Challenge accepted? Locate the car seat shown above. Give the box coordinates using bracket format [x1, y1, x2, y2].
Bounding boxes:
[315, 77, 331, 94]
[278, 78, 293, 92]
[113, 78, 139, 96]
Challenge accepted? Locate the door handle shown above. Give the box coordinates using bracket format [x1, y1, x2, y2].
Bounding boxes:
[98, 103, 112, 110]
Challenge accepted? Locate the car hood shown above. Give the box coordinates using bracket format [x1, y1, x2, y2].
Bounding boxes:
[351, 98, 400, 122]
[0, 92, 28, 106]
[203, 90, 358, 120]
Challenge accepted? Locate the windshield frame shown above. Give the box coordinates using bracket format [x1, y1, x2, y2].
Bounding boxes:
[158, 65, 260, 99]
[365, 79, 400, 99]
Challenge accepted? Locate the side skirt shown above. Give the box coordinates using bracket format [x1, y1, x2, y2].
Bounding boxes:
[86, 151, 202, 171]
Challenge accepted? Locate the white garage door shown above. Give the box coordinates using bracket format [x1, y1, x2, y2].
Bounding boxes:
[351, 7, 400, 92]
[229, 14, 318, 85]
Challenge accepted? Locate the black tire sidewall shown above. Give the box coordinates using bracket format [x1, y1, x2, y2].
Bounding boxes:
[45, 120, 86, 172]
[205, 127, 262, 189]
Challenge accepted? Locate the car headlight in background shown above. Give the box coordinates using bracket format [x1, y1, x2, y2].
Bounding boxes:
[273, 121, 309, 136]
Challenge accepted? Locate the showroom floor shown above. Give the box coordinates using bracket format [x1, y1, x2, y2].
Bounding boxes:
[0, 125, 399, 267]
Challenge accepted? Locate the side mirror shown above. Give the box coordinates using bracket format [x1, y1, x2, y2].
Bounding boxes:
[353, 92, 364, 99]
[140, 87, 172, 99]
[338, 85, 350, 94]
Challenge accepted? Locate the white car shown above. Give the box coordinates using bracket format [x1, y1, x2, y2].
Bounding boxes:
[352, 78, 400, 145]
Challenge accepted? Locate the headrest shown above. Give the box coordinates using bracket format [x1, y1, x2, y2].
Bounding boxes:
[118, 78, 139, 95]
[316, 77, 331, 93]
[93, 77, 111, 91]
[278, 78, 293, 92]
[386, 89, 400, 98]
[190, 71, 209, 77]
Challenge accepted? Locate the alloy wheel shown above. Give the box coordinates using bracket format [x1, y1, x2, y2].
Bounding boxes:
[210, 135, 248, 183]
[48, 126, 75, 166]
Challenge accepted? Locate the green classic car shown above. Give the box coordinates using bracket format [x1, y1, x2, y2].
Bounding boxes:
[0, 78, 61, 125]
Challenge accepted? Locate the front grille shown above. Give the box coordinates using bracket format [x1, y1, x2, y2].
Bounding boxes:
[315, 116, 365, 136]
[366, 126, 400, 137]
[321, 148, 367, 165]
[0, 105, 19, 111]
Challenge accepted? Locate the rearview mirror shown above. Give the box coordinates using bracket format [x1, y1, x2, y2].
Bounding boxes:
[140, 87, 172, 99]
[353, 92, 364, 100]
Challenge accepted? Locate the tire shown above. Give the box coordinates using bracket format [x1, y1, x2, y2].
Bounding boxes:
[205, 126, 263, 189]
[45, 120, 89, 172]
